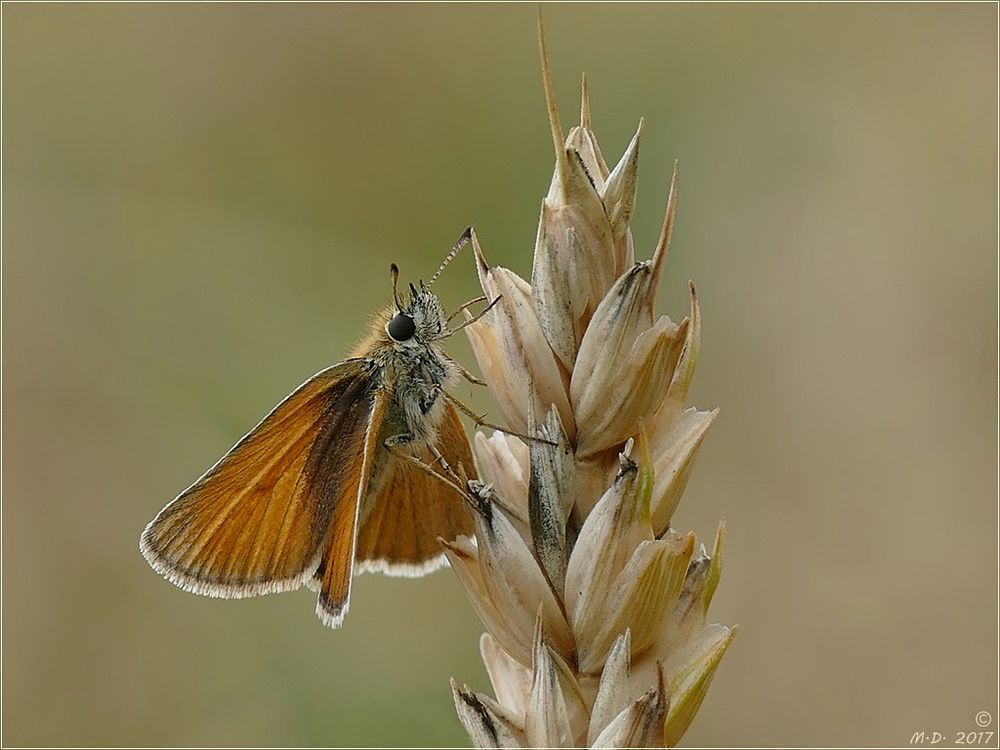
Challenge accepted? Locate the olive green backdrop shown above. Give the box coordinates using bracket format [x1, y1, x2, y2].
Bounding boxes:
[3, 3, 996, 747]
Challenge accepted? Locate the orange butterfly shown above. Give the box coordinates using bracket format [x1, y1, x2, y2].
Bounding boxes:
[140, 229, 493, 628]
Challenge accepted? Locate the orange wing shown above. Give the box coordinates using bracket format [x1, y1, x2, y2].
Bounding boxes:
[139, 359, 377, 600]
[352, 400, 476, 577]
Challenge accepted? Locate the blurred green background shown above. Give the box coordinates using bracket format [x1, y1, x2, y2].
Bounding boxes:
[3, 3, 996, 747]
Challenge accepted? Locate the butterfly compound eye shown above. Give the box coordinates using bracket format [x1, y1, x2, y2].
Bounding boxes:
[387, 312, 416, 342]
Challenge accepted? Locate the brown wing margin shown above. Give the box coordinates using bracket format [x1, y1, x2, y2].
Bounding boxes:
[139, 359, 377, 600]
[312, 387, 390, 627]
[353, 400, 476, 578]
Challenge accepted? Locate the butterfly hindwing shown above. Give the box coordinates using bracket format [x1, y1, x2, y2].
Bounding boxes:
[353, 400, 476, 577]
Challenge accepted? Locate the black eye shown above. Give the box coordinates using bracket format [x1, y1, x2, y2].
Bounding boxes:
[387, 312, 416, 342]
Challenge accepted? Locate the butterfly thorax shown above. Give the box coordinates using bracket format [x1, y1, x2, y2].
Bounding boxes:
[359, 288, 457, 449]
[386, 344, 456, 446]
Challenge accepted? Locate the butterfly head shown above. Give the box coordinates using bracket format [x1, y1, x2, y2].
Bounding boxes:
[386, 264, 447, 346]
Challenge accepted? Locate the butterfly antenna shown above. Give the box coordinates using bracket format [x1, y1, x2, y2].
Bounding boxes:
[428, 226, 473, 287]
[390, 263, 404, 311]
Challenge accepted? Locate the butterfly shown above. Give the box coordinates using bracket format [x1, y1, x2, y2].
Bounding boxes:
[140, 228, 497, 628]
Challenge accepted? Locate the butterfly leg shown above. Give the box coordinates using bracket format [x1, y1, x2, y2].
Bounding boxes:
[383, 433, 414, 449]
[387, 425, 469, 489]
[443, 391, 557, 446]
[444, 296, 501, 337]
[427, 442, 452, 475]
[433, 296, 502, 343]
[382, 435, 467, 500]
[446, 295, 488, 324]
[459, 367, 487, 387]
[439, 351, 487, 387]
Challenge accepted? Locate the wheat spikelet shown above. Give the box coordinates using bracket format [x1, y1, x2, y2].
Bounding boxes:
[445, 20, 735, 749]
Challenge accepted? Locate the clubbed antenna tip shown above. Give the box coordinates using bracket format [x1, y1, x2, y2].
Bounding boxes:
[429, 226, 473, 287]
[389, 263, 403, 310]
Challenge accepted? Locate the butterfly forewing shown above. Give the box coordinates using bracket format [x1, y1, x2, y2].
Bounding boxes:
[140, 359, 377, 598]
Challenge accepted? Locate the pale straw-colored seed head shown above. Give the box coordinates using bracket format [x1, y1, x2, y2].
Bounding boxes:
[447, 19, 734, 748]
